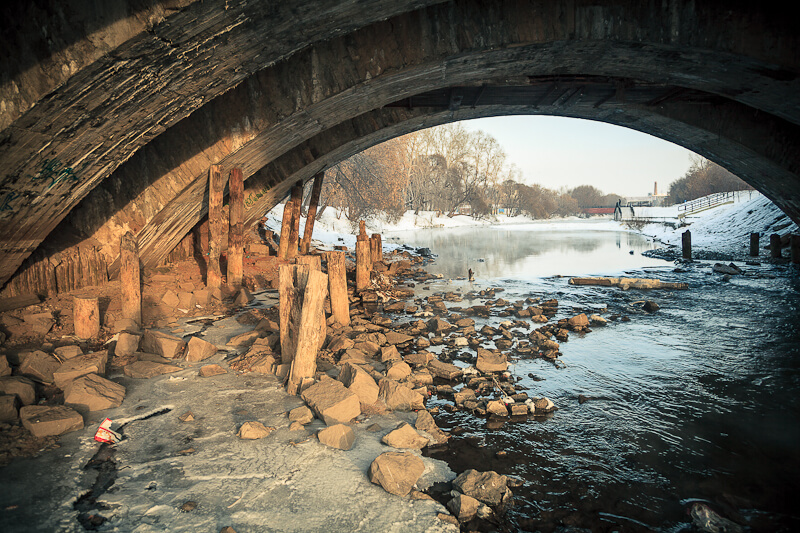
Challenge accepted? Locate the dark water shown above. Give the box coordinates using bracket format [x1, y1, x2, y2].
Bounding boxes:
[391, 223, 800, 532]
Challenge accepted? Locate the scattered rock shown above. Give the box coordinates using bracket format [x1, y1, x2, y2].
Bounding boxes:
[368, 451, 425, 496]
[19, 405, 84, 437]
[237, 421, 275, 440]
[186, 336, 218, 362]
[123, 360, 182, 378]
[288, 405, 314, 425]
[447, 493, 480, 522]
[19, 351, 61, 384]
[54, 345, 84, 360]
[382, 422, 429, 449]
[0, 394, 19, 422]
[476, 349, 507, 373]
[301, 379, 361, 425]
[452, 469, 511, 506]
[378, 378, 425, 411]
[64, 373, 126, 412]
[53, 351, 108, 389]
[199, 364, 227, 377]
[317, 423, 356, 450]
[141, 331, 186, 358]
[643, 301, 660, 313]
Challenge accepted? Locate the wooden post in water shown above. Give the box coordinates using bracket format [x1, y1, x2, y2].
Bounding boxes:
[326, 251, 350, 327]
[226, 168, 244, 287]
[74, 297, 100, 339]
[287, 269, 328, 395]
[770, 233, 782, 258]
[356, 238, 370, 291]
[370, 233, 382, 264]
[681, 230, 692, 260]
[207, 165, 227, 290]
[300, 173, 324, 255]
[749, 233, 760, 257]
[287, 183, 303, 260]
[791, 234, 800, 264]
[120, 232, 141, 328]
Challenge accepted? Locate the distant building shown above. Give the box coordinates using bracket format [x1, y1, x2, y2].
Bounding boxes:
[624, 181, 668, 207]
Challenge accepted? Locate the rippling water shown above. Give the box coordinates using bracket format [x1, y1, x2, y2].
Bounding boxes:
[389, 222, 800, 532]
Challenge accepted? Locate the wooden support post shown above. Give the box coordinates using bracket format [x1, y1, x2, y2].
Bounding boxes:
[370, 233, 382, 263]
[287, 184, 303, 260]
[207, 165, 227, 290]
[74, 297, 100, 339]
[300, 172, 324, 255]
[681, 230, 692, 260]
[278, 193, 295, 260]
[749, 233, 760, 257]
[287, 270, 328, 395]
[356, 238, 371, 291]
[791, 234, 800, 264]
[227, 168, 244, 287]
[325, 251, 350, 327]
[770, 233, 782, 258]
[120, 232, 141, 328]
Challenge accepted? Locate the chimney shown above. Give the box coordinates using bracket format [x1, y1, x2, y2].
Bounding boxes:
[654, 181, 658, 196]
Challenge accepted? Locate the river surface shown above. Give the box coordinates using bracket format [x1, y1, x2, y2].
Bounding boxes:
[388, 221, 800, 532]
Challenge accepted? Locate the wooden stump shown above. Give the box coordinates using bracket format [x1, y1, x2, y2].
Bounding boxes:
[300, 172, 324, 255]
[74, 297, 100, 339]
[207, 165, 227, 290]
[326, 251, 350, 327]
[681, 230, 692, 260]
[370, 233, 382, 263]
[356, 239, 371, 292]
[227, 168, 244, 287]
[749, 232, 760, 257]
[120, 232, 141, 327]
[770, 233, 782, 258]
[287, 270, 328, 395]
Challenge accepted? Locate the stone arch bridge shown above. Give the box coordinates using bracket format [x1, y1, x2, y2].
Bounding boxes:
[0, 0, 798, 296]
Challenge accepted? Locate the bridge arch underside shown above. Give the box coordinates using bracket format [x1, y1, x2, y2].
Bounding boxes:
[1, 0, 799, 294]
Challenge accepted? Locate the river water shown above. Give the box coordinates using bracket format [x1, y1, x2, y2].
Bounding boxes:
[388, 221, 800, 532]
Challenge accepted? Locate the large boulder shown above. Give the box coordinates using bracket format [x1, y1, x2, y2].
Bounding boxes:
[378, 379, 425, 411]
[475, 349, 507, 373]
[338, 362, 379, 406]
[141, 330, 186, 358]
[381, 423, 429, 450]
[19, 350, 61, 383]
[64, 373, 126, 413]
[123, 360, 182, 378]
[0, 376, 36, 405]
[301, 379, 361, 425]
[20, 405, 83, 437]
[53, 351, 108, 389]
[452, 470, 511, 506]
[185, 336, 218, 362]
[368, 451, 425, 496]
[317, 424, 356, 450]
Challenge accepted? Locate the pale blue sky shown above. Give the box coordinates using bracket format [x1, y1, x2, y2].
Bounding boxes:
[461, 116, 696, 197]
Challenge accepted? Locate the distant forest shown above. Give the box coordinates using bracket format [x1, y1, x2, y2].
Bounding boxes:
[313, 124, 748, 222]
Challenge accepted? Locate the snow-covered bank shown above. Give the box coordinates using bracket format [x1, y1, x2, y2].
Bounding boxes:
[636, 193, 798, 259]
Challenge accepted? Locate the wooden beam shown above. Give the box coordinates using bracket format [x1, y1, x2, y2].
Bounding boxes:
[227, 168, 244, 287]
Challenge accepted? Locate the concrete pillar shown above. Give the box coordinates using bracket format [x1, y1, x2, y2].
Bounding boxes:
[120, 232, 141, 328]
[681, 230, 692, 260]
[749, 232, 760, 257]
[770, 233, 782, 258]
[227, 168, 244, 287]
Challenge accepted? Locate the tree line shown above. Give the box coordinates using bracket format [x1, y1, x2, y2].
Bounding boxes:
[315, 124, 623, 223]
